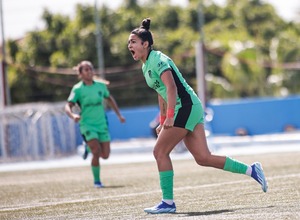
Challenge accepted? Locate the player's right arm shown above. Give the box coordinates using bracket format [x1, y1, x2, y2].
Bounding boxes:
[65, 102, 81, 123]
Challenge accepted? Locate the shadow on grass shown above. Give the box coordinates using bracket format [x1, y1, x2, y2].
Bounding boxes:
[176, 206, 275, 217]
[177, 209, 234, 216]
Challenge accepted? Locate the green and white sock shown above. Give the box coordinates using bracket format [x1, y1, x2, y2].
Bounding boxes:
[223, 157, 249, 175]
[159, 170, 174, 202]
[86, 145, 91, 153]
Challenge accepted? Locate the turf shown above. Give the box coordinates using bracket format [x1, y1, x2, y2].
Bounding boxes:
[0, 151, 299, 219]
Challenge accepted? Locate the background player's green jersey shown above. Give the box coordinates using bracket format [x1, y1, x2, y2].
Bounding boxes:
[67, 80, 110, 130]
[142, 50, 201, 109]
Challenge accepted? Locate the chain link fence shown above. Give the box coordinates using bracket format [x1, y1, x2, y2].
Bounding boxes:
[0, 102, 81, 163]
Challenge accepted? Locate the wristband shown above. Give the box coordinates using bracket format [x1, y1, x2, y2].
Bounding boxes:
[159, 115, 166, 125]
[167, 108, 175, 118]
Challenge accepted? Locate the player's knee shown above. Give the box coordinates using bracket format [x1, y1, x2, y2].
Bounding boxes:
[92, 151, 101, 158]
[195, 154, 211, 166]
[101, 153, 110, 159]
[153, 147, 168, 161]
[153, 149, 159, 160]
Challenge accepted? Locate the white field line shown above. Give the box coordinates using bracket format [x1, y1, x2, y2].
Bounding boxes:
[1, 173, 300, 212]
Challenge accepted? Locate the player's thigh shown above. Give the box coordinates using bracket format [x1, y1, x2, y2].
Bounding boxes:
[184, 123, 211, 157]
[155, 126, 188, 155]
[87, 138, 101, 155]
[99, 141, 110, 158]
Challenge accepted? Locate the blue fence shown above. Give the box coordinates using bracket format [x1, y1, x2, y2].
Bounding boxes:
[207, 96, 300, 136]
[1, 96, 299, 161]
[103, 95, 300, 140]
[107, 105, 158, 140]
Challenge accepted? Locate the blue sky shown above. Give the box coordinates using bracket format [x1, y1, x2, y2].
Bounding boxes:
[1, 0, 299, 40]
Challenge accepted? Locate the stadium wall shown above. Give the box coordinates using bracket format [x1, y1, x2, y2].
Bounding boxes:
[0, 96, 299, 162]
[206, 95, 300, 136]
[106, 95, 300, 138]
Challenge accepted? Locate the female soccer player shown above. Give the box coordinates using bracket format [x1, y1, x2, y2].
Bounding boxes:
[65, 60, 125, 188]
[127, 18, 268, 214]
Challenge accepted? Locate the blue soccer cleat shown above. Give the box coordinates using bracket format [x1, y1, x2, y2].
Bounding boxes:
[94, 181, 104, 188]
[144, 201, 176, 214]
[251, 162, 268, 192]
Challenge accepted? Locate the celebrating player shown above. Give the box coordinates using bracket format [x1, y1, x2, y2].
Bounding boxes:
[65, 60, 125, 188]
[127, 18, 268, 214]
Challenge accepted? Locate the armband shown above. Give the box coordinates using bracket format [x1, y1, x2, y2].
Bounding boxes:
[159, 115, 166, 125]
[167, 109, 175, 118]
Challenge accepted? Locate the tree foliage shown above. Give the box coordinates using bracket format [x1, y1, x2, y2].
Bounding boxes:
[5, 0, 300, 106]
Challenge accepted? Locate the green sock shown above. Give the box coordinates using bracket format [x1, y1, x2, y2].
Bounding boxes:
[91, 166, 101, 182]
[159, 170, 174, 200]
[223, 157, 248, 174]
[85, 144, 91, 153]
[87, 146, 91, 153]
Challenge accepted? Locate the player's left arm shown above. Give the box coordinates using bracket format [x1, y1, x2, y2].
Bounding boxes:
[106, 95, 126, 123]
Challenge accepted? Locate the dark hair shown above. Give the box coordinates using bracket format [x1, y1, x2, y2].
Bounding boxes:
[131, 18, 153, 48]
[73, 60, 94, 74]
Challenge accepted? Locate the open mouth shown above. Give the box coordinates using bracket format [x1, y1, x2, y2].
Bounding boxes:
[130, 50, 135, 56]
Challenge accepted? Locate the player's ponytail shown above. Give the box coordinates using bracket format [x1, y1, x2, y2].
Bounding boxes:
[131, 18, 153, 48]
[141, 18, 151, 31]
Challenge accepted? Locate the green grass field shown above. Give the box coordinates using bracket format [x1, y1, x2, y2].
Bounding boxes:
[0, 151, 299, 220]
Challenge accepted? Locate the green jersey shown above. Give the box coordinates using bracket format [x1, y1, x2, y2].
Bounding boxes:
[67, 80, 110, 130]
[142, 50, 201, 109]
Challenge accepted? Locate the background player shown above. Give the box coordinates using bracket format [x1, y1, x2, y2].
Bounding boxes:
[65, 60, 125, 188]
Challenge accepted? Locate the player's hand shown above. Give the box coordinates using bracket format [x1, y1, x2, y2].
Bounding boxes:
[163, 117, 174, 129]
[119, 115, 126, 123]
[72, 114, 81, 123]
[156, 124, 163, 135]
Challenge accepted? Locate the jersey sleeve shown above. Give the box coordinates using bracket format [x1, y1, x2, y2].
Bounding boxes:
[67, 86, 78, 103]
[152, 54, 172, 77]
[103, 84, 110, 98]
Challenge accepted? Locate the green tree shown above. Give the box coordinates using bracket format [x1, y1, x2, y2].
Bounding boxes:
[5, 0, 300, 106]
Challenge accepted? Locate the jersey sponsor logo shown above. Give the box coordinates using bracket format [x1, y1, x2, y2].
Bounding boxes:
[153, 80, 160, 90]
[84, 101, 102, 107]
[157, 61, 167, 71]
